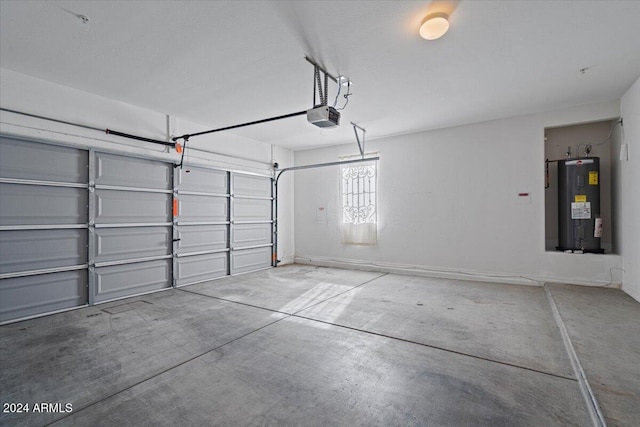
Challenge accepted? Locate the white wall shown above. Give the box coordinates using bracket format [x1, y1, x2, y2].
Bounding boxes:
[273, 145, 295, 264]
[0, 68, 295, 262]
[619, 77, 640, 301]
[294, 101, 623, 287]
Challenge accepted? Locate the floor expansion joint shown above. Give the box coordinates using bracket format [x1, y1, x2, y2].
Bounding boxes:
[544, 284, 606, 427]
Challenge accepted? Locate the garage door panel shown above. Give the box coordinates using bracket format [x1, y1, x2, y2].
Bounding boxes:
[233, 198, 271, 222]
[231, 247, 271, 275]
[95, 152, 171, 190]
[233, 174, 271, 197]
[94, 227, 171, 263]
[94, 259, 171, 302]
[179, 194, 228, 222]
[0, 229, 87, 274]
[94, 190, 171, 224]
[231, 174, 272, 274]
[176, 253, 228, 286]
[0, 184, 88, 225]
[232, 223, 271, 248]
[0, 271, 88, 323]
[91, 151, 173, 303]
[0, 137, 88, 183]
[176, 225, 227, 254]
[178, 167, 228, 194]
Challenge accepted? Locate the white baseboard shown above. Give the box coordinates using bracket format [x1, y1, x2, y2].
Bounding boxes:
[294, 255, 622, 289]
[622, 284, 640, 303]
[277, 255, 295, 266]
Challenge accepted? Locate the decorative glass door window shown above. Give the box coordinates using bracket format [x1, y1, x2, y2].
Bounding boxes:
[340, 158, 377, 245]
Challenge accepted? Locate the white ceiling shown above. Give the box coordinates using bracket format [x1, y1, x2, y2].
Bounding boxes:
[1, 0, 639, 151]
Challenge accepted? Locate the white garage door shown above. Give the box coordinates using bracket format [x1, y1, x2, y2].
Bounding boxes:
[0, 136, 274, 322]
[0, 137, 89, 322]
[173, 168, 274, 285]
[90, 152, 173, 303]
[174, 166, 230, 286]
[231, 173, 273, 274]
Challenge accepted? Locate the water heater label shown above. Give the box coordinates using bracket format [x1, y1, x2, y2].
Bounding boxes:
[565, 159, 594, 166]
[571, 202, 591, 219]
[574, 195, 587, 203]
[589, 171, 598, 185]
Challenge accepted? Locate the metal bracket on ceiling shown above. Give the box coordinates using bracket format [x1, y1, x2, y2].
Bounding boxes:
[305, 56, 337, 108]
[304, 56, 352, 110]
[351, 122, 366, 159]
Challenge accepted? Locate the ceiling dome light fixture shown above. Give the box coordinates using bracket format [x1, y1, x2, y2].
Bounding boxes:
[419, 12, 449, 40]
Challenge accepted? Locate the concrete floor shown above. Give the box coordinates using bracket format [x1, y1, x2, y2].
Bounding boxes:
[0, 265, 638, 426]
